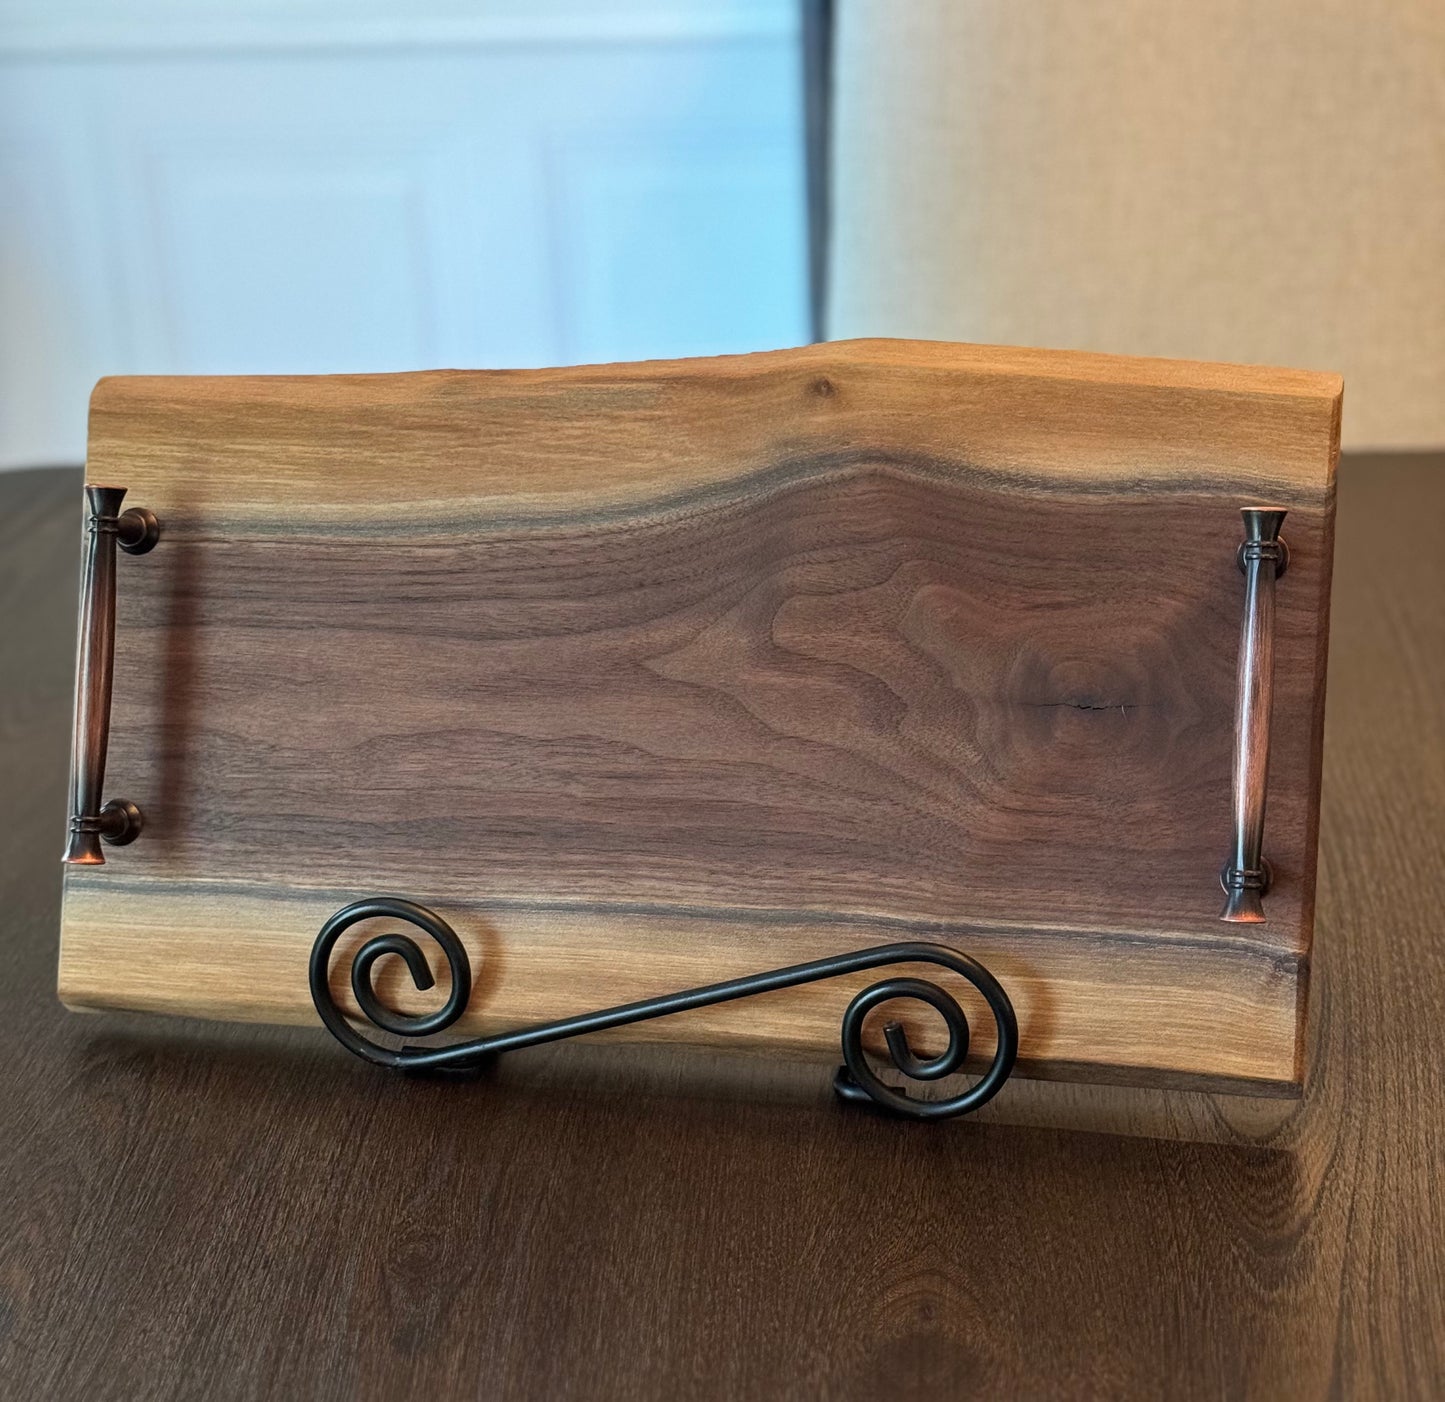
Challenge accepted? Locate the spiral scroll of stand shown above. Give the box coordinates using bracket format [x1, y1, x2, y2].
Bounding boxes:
[309, 897, 1018, 1121]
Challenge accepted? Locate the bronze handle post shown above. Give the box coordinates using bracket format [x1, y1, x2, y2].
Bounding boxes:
[62, 484, 159, 865]
[1220, 506, 1288, 922]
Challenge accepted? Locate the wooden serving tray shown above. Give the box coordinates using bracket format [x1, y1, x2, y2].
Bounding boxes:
[59, 339, 1340, 1095]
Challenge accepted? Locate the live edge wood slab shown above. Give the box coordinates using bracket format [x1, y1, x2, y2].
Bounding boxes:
[58, 339, 1342, 1095]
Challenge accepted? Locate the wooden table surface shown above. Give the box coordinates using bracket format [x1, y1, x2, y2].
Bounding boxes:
[2, 458, 1441, 1400]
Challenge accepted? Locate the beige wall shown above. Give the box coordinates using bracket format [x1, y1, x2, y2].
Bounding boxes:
[829, 0, 1445, 448]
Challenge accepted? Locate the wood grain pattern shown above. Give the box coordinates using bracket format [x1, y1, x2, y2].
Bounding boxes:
[59, 339, 1341, 1092]
[6, 458, 1444, 1398]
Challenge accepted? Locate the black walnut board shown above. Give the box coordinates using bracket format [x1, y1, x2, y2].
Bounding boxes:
[58, 339, 1341, 1093]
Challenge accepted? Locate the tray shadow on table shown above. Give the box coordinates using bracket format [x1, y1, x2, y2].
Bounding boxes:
[69, 1010, 1306, 1173]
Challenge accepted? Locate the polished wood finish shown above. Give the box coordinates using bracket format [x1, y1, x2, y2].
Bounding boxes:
[4, 458, 1443, 1397]
[59, 340, 1341, 1091]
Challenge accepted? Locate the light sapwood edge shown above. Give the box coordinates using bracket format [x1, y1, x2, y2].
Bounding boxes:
[84, 339, 1343, 525]
[58, 882, 1302, 1093]
[89, 338, 1348, 405]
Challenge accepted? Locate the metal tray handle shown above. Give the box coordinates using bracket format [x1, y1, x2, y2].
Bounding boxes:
[1220, 506, 1289, 921]
[62, 484, 159, 866]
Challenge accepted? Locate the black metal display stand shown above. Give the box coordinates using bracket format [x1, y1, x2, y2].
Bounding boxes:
[309, 897, 1020, 1121]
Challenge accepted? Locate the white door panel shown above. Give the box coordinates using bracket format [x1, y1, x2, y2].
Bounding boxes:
[0, 1, 806, 465]
[550, 130, 805, 365]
